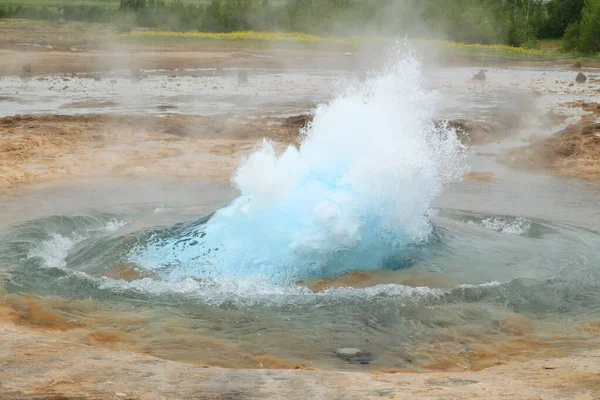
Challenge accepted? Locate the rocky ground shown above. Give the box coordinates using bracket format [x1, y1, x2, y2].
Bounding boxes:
[1, 319, 600, 399]
[0, 113, 305, 189]
[499, 102, 600, 179]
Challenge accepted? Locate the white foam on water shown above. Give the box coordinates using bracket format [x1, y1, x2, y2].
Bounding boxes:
[126, 44, 467, 286]
[28, 219, 130, 270]
[95, 272, 505, 307]
[28, 233, 86, 270]
[102, 219, 130, 232]
[467, 217, 531, 235]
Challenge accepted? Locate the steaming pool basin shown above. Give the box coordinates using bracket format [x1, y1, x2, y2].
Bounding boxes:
[1, 61, 600, 372]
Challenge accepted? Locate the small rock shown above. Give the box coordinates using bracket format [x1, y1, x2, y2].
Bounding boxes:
[285, 114, 312, 128]
[22, 64, 32, 73]
[358, 355, 373, 364]
[573, 60, 582, 69]
[472, 70, 486, 81]
[576, 72, 587, 83]
[334, 348, 373, 364]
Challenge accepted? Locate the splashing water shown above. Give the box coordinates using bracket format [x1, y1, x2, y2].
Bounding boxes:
[128, 46, 466, 284]
[467, 217, 532, 235]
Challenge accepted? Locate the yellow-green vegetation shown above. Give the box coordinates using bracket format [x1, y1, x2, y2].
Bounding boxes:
[117, 30, 357, 44]
[431, 40, 558, 58]
[113, 30, 568, 60]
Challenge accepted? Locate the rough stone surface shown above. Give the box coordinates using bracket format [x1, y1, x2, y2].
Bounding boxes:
[1, 324, 599, 399]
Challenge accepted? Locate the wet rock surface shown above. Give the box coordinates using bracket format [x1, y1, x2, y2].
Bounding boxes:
[284, 113, 312, 129]
[435, 116, 515, 146]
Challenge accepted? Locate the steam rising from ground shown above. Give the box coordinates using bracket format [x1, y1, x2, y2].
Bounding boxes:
[129, 45, 466, 284]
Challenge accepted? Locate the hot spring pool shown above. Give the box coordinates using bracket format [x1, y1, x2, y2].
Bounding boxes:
[1, 47, 600, 372]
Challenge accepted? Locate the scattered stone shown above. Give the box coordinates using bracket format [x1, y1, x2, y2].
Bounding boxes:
[576, 72, 587, 83]
[472, 70, 486, 81]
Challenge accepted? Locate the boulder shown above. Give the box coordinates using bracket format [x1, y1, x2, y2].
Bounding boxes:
[576, 72, 587, 83]
[443, 119, 496, 145]
[472, 70, 486, 81]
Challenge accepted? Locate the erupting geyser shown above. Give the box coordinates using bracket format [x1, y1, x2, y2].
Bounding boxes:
[128, 46, 467, 285]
